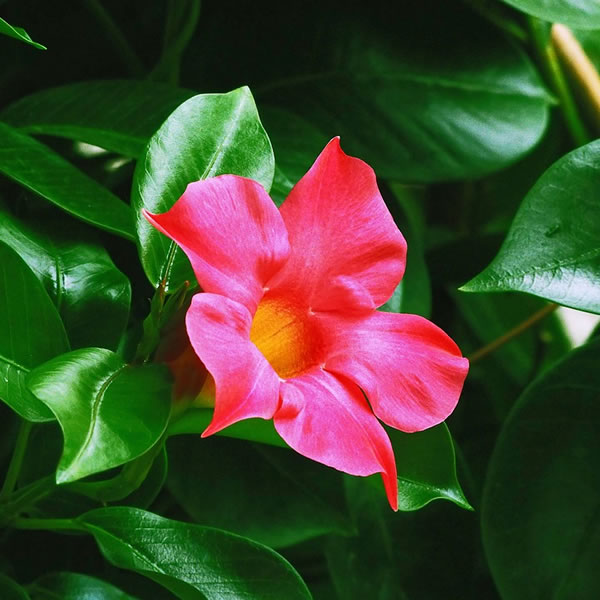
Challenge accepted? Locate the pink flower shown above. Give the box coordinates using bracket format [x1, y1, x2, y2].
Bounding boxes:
[144, 138, 468, 510]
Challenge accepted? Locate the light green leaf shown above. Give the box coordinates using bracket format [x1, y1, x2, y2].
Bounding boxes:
[133, 86, 275, 291]
[0, 242, 68, 422]
[0, 210, 131, 349]
[29, 572, 136, 600]
[482, 338, 600, 599]
[500, 0, 600, 30]
[77, 507, 312, 600]
[26, 348, 171, 483]
[461, 140, 600, 314]
[0, 123, 134, 240]
[0, 16, 45, 50]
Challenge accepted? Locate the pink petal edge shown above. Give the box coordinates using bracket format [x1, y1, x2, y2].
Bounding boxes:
[185, 293, 281, 436]
[274, 368, 398, 510]
[267, 138, 407, 313]
[143, 175, 290, 313]
[321, 311, 469, 433]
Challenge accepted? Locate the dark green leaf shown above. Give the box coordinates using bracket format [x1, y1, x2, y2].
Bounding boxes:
[0, 242, 68, 422]
[133, 86, 275, 291]
[0, 16, 45, 50]
[0, 210, 131, 349]
[0, 123, 134, 240]
[259, 106, 329, 205]
[203, 1, 550, 181]
[482, 338, 600, 599]
[29, 572, 136, 600]
[381, 184, 431, 318]
[1, 81, 194, 158]
[77, 507, 312, 600]
[122, 445, 168, 509]
[0, 574, 30, 600]
[500, 0, 600, 30]
[26, 348, 171, 483]
[167, 436, 352, 548]
[388, 424, 471, 511]
[168, 408, 287, 447]
[461, 141, 600, 313]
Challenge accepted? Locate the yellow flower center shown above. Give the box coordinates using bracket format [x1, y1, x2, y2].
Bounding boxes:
[250, 294, 323, 379]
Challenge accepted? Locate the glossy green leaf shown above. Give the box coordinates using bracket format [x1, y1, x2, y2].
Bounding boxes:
[388, 424, 471, 511]
[167, 436, 352, 548]
[133, 86, 275, 291]
[482, 338, 600, 599]
[0, 123, 134, 240]
[1, 81, 194, 158]
[500, 0, 600, 30]
[201, 1, 550, 181]
[29, 572, 135, 600]
[461, 141, 600, 313]
[0, 210, 131, 349]
[0, 242, 68, 422]
[0, 16, 45, 50]
[77, 507, 312, 600]
[26, 348, 171, 483]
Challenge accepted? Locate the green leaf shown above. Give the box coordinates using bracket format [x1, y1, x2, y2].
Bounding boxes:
[388, 424, 471, 511]
[482, 338, 600, 599]
[500, 0, 600, 30]
[167, 436, 352, 548]
[0, 123, 134, 240]
[204, 1, 550, 181]
[381, 184, 431, 318]
[133, 86, 275, 291]
[0, 210, 131, 349]
[26, 348, 171, 483]
[0, 16, 45, 50]
[168, 408, 287, 447]
[77, 507, 312, 600]
[0, 574, 30, 600]
[29, 572, 136, 600]
[259, 106, 329, 205]
[1, 81, 194, 158]
[0, 242, 69, 422]
[461, 141, 600, 313]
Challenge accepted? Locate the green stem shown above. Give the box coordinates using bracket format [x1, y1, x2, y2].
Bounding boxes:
[84, 0, 145, 77]
[12, 516, 79, 532]
[468, 303, 558, 364]
[0, 420, 32, 500]
[527, 17, 589, 146]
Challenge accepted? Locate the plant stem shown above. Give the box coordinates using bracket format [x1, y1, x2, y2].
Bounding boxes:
[84, 0, 145, 77]
[468, 303, 558, 364]
[12, 516, 79, 532]
[551, 24, 600, 133]
[0, 420, 32, 500]
[527, 17, 590, 147]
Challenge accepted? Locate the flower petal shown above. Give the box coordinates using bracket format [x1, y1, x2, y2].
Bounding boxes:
[274, 369, 398, 510]
[268, 138, 406, 311]
[186, 293, 281, 436]
[321, 312, 469, 433]
[144, 175, 290, 312]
